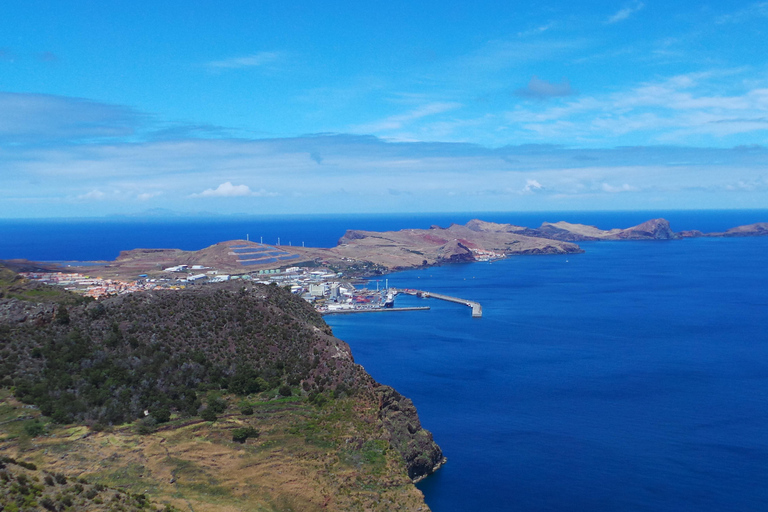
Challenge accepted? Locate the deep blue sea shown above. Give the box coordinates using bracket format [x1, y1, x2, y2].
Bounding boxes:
[1, 210, 767, 511]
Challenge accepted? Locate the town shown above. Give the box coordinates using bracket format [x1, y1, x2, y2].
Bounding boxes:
[20, 264, 403, 315]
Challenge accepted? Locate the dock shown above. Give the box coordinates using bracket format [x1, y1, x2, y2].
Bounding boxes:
[396, 289, 482, 318]
[321, 306, 430, 315]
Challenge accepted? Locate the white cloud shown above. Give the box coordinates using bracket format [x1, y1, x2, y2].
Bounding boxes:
[205, 52, 281, 70]
[601, 183, 637, 193]
[352, 102, 462, 133]
[77, 189, 106, 200]
[507, 71, 768, 142]
[716, 2, 768, 24]
[190, 182, 279, 198]
[522, 179, 544, 194]
[137, 191, 162, 201]
[517, 23, 555, 38]
[607, 2, 645, 24]
[3, 128, 768, 217]
[192, 182, 255, 198]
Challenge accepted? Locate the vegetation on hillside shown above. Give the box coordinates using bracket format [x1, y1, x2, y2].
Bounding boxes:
[0, 387, 429, 512]
[0, 454, 180, 512]
[2, 282, 367, 427]
[0, 263, 89, 305]
[0, 267, 444, 509]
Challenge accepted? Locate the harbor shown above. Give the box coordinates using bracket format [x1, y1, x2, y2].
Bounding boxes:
[321, 306, 430, 315]
[396, 288, 483, 317]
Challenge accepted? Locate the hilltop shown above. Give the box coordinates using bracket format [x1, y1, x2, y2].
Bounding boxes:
[0, 269, 443, 511]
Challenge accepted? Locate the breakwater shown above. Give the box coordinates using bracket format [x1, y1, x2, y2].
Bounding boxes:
[396, 288, 482, 317]
[321, 306, 430, 315]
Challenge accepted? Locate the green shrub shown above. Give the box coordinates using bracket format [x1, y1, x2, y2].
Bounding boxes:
[200, 408, 217, 422]
[207, 396, 227, 414]
[232, 426, 259, 443]
[238, 401, 254, 415]
[24, 420, 45, 437]
[152, 407, 171, 424]
[137, 415, 157, 435]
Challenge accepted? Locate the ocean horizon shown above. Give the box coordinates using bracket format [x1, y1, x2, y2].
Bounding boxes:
[1, 209, 766, 262]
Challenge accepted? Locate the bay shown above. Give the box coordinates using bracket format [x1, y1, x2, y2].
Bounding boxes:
[326, 235, 768, 511]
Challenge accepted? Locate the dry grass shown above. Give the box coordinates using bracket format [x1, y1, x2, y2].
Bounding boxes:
[0, 390, 430, 512]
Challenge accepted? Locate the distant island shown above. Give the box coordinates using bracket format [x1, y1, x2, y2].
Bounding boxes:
[4, 218, 765, 282]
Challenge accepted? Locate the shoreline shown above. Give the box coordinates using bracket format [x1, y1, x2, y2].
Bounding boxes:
[321, 306, 430, 315]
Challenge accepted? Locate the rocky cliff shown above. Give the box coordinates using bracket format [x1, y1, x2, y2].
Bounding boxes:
[377, 386, 446, 481]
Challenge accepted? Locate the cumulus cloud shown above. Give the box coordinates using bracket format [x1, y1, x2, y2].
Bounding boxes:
[205, 52, 281, 70]
[192, 182, 254, 197]
[190, 182, 278, 198]
[522, 179, 544, 193]
[516, 77, 575, 100]
[607, 2, 645, 24]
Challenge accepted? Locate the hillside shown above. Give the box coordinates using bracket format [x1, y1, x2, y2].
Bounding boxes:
[0, 263, 89, 305]
[0, 273, 443, 511]
[0, 453, 178, 512]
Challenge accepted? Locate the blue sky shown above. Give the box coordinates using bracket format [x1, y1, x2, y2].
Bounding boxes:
[1, 1, 767, 217]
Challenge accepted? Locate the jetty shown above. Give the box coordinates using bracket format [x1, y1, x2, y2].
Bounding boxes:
[396, 288, 482, 318]
[321, 306, 430, 315]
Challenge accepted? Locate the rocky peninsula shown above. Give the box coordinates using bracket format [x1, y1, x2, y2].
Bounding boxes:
[18, 217, 760, 281]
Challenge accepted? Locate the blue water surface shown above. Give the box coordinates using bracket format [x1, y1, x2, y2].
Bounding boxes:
[327, 236, 768, 512]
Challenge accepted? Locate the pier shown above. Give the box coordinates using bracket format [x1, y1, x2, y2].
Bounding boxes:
[321, 306, 430, 315]
[396, 288, 482, 318]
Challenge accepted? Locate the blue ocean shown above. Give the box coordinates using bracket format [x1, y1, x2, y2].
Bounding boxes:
[1, 210, 767, 511]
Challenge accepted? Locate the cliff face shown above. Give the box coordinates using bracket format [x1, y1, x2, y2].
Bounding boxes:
[376, 386, 446, 481]
[437, 239, 475, 264]
[610, 218, 677, 240]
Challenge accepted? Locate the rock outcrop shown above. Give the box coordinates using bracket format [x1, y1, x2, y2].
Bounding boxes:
[610, 218, 677, 240]
[436, 240, 475, 264]
[376, 386, 445, 481]
[717, 222, 768, 237]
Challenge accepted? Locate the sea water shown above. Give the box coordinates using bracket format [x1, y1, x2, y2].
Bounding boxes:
[1, 211, 767, 511]
[327, 236, 768, 512]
